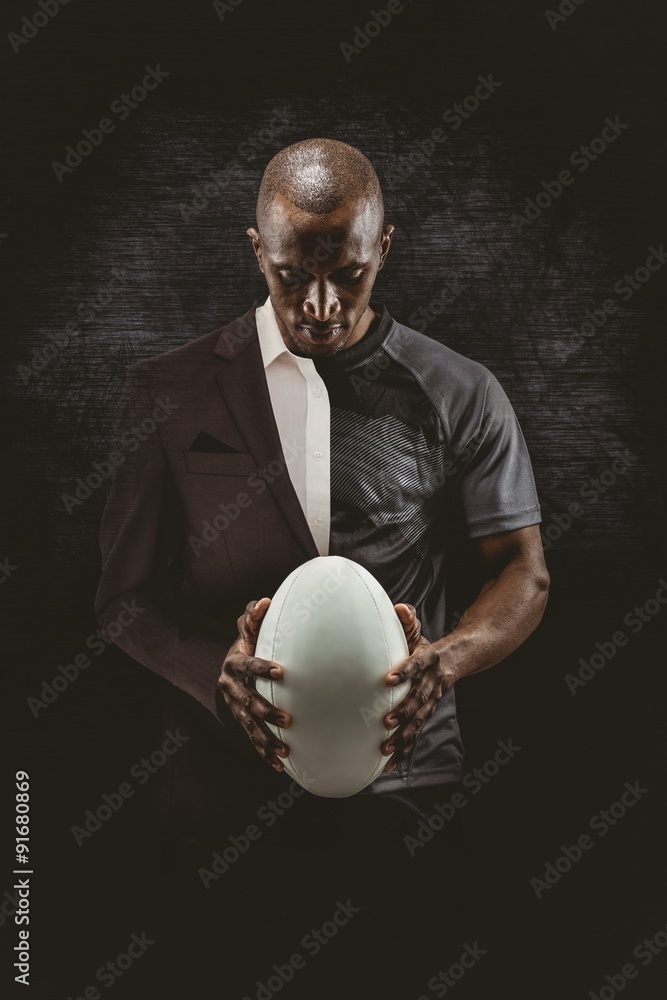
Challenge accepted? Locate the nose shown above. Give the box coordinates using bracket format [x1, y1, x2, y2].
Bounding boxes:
[302, 280, 341, 324]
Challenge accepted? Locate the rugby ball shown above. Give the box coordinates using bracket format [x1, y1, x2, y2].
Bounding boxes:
[255, 555, 411, 797]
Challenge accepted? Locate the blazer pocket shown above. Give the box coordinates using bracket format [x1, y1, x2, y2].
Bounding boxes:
[185, 450, 257, 476]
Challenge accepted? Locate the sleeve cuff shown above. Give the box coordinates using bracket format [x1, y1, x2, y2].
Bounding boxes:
[465, 505, 542, 538]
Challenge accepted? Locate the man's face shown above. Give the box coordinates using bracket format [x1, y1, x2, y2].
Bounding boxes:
[247, 193, 393, 357]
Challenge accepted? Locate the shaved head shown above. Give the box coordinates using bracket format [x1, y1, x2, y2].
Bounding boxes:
[256, 138, 384, 236]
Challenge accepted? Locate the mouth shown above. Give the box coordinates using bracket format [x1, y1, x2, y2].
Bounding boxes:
[298, 325, 344, 345]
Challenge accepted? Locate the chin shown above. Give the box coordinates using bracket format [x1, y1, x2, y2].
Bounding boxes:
[290, 325, 349, 355]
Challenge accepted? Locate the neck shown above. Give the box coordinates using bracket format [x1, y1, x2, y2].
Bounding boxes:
[346, 305, 380, 349]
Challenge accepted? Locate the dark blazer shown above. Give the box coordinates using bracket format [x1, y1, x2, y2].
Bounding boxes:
[95, 304, 325, 833]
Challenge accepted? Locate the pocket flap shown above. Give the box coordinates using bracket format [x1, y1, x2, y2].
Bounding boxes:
[184, 450, 257, 476]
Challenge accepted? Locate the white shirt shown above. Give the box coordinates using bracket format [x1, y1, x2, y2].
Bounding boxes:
[255, 296, 330, 556]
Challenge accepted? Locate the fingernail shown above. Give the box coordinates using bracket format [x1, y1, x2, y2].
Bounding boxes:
[385, 741, 396, 753]
[272, 761, 284, 772]
[276, 713, 290, 727]
[387, 675, 400, 685]
[270, 667, 282, 678]
[386, 716, 397, 727]
[275, 745, 289, 757]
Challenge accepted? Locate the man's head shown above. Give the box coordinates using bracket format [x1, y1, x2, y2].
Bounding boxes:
[247, 138, 394, 357]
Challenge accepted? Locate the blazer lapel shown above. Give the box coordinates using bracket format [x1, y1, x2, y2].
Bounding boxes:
[212, 306, 320, 561]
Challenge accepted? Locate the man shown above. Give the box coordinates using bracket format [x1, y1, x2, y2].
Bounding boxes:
[94, 139, 548, 970]
[221, 140, 550, 785]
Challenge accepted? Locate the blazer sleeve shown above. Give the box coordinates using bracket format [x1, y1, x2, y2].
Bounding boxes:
[94, 364, 232, 719]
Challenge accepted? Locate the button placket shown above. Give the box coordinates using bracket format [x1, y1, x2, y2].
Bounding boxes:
[302, 366, 330, 555]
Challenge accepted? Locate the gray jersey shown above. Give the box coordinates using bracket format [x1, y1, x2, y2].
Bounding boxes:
[311, 304, 541, 792]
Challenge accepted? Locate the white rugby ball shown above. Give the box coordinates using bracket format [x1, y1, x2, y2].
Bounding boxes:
[255, 555, 411, 798]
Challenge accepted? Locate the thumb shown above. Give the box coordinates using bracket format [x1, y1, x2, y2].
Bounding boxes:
[394, 602, 416, 624]
[241, 597, 271, 640]
[394, 603, 422, 650]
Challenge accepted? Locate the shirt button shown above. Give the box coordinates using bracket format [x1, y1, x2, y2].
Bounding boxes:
[313, 450, 323, 460]
[314, 517, 323, 526]
[313, 387, 322, 397]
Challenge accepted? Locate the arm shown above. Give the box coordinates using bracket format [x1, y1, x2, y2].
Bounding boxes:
[94, 365, 232, 718]
[381, 525, 549, 771]
[432, 524, 550, 685]
[381, 365, 547, 771]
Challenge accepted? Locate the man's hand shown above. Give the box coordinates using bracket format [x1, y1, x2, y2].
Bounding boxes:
[218, 598, 291, 772]
[380, 603, 449, 774]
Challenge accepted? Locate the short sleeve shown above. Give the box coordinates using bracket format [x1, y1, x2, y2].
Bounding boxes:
[454, 374, 541, 538]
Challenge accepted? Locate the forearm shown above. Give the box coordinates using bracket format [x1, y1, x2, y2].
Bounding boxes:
[433, 559, 550, 687]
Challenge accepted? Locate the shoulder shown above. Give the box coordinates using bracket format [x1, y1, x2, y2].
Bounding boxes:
[127, 326, 226, 384]
[385, 318, 505, 412]
[383, 318, 519, 454]
[119, 304, 260, 398]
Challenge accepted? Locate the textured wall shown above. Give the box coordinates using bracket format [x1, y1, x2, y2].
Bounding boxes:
[2, 1, 666, 996]
[4, 3, 664, 607]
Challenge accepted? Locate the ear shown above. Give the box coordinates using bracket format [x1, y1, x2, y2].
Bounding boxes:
[378, 224, 395, 271]
[246, 227, 264, 273]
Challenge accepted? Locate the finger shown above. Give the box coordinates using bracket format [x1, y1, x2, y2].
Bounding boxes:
[384, 754, 406, 774]
[238, 597, 272, 642]
[386, 643, 439, 686]
[221, 676, 292, 729]
[225, 652, 285, 683]
[393, 603, 422, 652]
[234, 711, 287, 769]
[383, 730, 419, 773]
[382, 697, 439, 759]
[244, 654, 286, 682]
[226, 698, 290, 769]
[383, 672, 437, 732]
[383, 738, 414, 773]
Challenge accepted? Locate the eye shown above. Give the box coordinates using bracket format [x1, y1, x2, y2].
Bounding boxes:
[278, 268, 310, 287]
[336, 269, 364, 285]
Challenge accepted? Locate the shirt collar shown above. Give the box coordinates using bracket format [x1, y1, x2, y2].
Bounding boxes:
[312, 303, 396, 374]
[255, 295, 292, 369]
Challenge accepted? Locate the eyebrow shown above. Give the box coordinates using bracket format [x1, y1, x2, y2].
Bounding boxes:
[275, 262, 366, 271]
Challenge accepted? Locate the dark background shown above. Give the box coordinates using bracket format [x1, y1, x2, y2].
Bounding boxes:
[2, 0, 666, 997]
